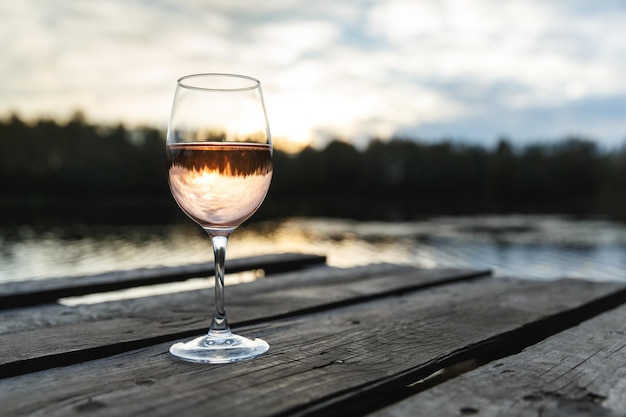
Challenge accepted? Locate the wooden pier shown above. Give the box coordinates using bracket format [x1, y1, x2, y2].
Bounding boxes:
[2, 253, 626, 416]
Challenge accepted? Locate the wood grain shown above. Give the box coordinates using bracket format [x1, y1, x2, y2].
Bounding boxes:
[0, 265, 490, 377]
[2, 277, 625, 417]
[369, 297, 626, 417]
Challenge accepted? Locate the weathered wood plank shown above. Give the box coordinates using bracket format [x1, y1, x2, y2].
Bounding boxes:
[2, 277, 625, 417]
[0, 265, 482, 334]
[0, 253, 327, 309]
[368, 293, 626, 417]
[0, 265, 490, 377]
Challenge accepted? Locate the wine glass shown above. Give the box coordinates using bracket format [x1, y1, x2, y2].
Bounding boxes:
[166, 73, 273, 363]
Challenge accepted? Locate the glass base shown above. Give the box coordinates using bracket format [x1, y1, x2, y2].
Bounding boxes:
[169, 331, 269, 364]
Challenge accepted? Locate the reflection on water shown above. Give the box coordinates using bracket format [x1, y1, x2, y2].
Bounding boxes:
[1, 215, 626, 284]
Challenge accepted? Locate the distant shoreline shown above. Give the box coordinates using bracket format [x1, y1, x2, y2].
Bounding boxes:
[1, 194, 623, 227]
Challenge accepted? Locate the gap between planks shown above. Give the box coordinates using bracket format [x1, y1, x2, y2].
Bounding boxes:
[273, 278, 626, 417]
[0, 253, 327, 309]
[368, 297, 626, 417]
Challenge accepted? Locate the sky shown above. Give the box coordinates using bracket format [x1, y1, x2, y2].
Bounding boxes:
[2, 0, 626, 150]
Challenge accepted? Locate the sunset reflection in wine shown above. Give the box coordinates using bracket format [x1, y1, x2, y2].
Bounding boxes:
[168, 142, 272, 230]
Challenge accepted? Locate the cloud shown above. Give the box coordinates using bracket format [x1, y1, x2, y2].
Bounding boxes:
[1, 0, 625, 148]
[404, 93, 626, 148]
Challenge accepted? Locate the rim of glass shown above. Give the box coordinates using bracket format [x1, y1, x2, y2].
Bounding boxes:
[177, 73, 261, 92]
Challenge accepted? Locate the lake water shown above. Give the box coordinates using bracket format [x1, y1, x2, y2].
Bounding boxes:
[2, 214, 626, 288]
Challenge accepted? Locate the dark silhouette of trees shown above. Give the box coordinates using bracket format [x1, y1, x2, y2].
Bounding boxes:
[1, 112, 625, 221]
[271, 135, 626, 219]
[0, 112, 167, 200]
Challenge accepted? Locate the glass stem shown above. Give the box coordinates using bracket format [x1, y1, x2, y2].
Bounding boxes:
[209, 234, 231, 336]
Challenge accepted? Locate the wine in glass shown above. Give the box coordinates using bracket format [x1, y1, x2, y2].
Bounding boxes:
[166, 73, 273, 363]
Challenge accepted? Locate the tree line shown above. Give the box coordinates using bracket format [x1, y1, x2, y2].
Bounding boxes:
[1, 113, 626, 221]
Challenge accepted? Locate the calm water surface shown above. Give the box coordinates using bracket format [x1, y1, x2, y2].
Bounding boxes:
[2, 215, 626, 287]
